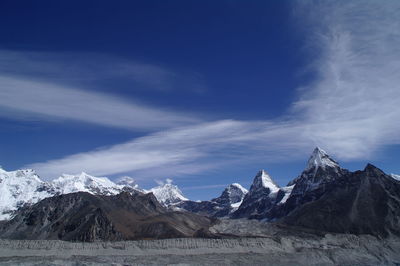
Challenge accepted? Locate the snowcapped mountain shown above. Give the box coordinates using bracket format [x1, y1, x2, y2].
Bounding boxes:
[306, 147, 339, 171]
[0, 168, 142, 220]
[0, 168, 57, 220]
[241, 148, 348, 221]
[219, 183, 248, 211]
[148, 180, 188, 206]
[280, 163, 400, 237]
[232, 170, 283, 219]
[52, 172, 125, 196]
[288, 147, 342, 187]
[177, 183, 248, 218]
[249, 170, 280, 194]
[232, 148, 344, 220]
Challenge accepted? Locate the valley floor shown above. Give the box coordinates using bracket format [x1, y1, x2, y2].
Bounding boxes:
[0, 220, 399, 265]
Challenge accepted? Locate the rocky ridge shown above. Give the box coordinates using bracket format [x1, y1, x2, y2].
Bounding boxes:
[0, 191, 216, 241]
[176, 183, 248, 217]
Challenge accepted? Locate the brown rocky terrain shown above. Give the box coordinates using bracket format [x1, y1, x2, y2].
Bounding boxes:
[0, 191, 216, 241]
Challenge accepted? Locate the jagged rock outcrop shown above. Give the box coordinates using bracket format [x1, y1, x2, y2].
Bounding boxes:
[0, 191, 216, 241]
[177, 183, 248, 217]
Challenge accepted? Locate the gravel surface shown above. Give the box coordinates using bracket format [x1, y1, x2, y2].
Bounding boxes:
[0, 220, 399, 265]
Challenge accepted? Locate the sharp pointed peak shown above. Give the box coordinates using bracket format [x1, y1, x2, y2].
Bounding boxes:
[255, 169, 270, 177]
[251, 169, 279, 192]
[313, 146, 327, 154]
[306, 147, 339, 171]
[364, 163, 382, 172]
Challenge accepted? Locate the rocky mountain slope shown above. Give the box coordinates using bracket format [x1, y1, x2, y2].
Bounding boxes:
[0, 191, 216, 241]
[176, 183, 248, 217]
[2, 147, 399, 239]
[0, 169, 143, 220]
[266, 147, 350, 220]
[230, 147, 400, 238]
[280, 163, 400, 237]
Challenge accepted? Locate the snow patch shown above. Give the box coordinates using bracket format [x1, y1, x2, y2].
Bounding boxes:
[277, 185, 295, 204]
[390, 174, 400, 181]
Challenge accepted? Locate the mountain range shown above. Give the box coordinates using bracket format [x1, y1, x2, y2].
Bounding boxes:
[1, 147, 400, 240]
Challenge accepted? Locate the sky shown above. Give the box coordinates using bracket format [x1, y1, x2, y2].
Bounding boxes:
[0, 0, 399, 200]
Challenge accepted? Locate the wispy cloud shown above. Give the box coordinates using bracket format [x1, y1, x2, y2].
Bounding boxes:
[290, 0, 400, 157]
[0, 50, 205, 130]
[24, 1, 400, 180]
[0, 50, 206, 92]
[0, 76, 199, 130]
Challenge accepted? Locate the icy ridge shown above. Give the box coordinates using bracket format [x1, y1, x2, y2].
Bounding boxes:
[390, 174, 400, 181]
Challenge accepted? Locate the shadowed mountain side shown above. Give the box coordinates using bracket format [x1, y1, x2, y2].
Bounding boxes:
[280, 164, 400, 238]
[176, 183, 248, 218]
[0, 192, 216, 241]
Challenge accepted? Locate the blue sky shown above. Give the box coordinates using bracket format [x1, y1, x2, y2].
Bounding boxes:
[0, 0, 399, 200]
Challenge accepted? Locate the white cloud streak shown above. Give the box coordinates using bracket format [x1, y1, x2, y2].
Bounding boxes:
[22, 1, 400, 180]
[0, 76, 198, 130]
[0, 50, 205, 92]
[291, 0, 400, 157]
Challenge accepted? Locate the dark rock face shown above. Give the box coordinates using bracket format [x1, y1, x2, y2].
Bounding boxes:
[0, 192, 216, 241]
[268, 155, 349, 221]
[229, 148, 400, 238]
[177, 184, 247, 218]
[281, 164, 400, 237]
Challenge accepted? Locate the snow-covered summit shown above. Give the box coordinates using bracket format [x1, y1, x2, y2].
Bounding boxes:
[250, 169, 280, 193]
[228, 183, 248, 196]
[52, 172, 124, 196]
[223, 183, 248, 209]
[390, 174, 400, 181]
[306, 147, 340, 171]
[0, 167, 149, 220]
[0, 168, 57, 220]
[149, 180, 188, 206]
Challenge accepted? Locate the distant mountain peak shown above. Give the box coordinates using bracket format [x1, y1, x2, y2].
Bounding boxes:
[221, 183, 248, 203]
[228, 183, 248, 193]
[0, 168, 56, 220]
[250, 169, 280, 193]
[306, 147, 339, 171]
[116, 176, 136, 187]
[52, 172, 124, 196]
[149, 181, 188, 206]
